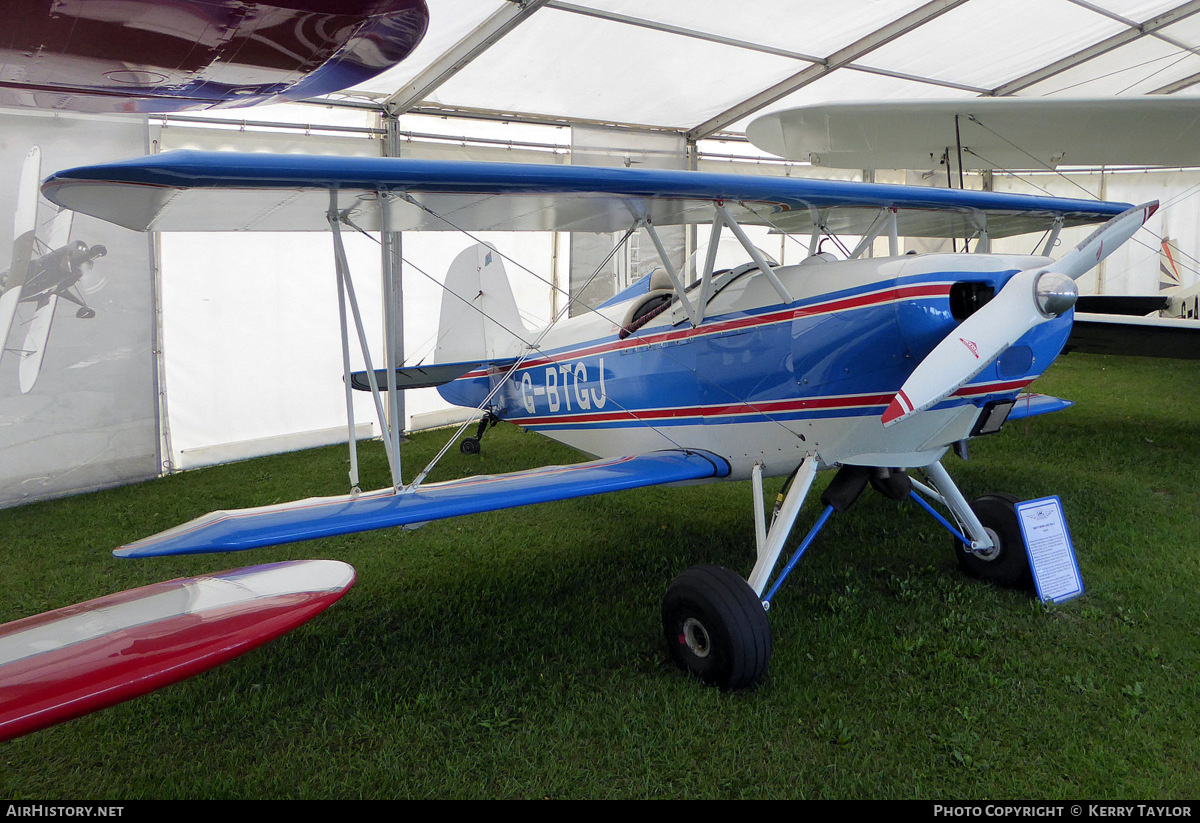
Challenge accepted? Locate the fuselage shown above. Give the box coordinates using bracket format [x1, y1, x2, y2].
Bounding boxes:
[17, 242, 104, 304]
[438, 253, 1072, 480]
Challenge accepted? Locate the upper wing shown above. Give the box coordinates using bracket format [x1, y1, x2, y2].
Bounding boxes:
[747, 98, 1200, 170]
[42, 151, 1132, 239]
[117, 450, 730, 558]
[0, 148, 42, 369]
[44, 208, 73, 250]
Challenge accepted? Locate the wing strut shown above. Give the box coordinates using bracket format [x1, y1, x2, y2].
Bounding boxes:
[644, 220, 700, 327]
[714, 204, 794, 304]
[848, 207, 900, 259]
[328, 192, 400, 492]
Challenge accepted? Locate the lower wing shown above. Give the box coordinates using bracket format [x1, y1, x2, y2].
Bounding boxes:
[117, 450, 731, 558]
[19, 294, 57, 394]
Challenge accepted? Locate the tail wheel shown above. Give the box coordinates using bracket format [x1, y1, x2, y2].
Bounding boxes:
[662, 565, 771, 690]
[955, 493, 1032, 590]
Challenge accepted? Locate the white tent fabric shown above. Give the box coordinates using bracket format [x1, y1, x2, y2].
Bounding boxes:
[351, 1, 1200, 136]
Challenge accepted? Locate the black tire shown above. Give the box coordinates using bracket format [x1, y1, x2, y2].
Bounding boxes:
[662, 565, 772, 690]
[955, 493, 1032, 590]
[76, 308, 95, 319]
[459, 437, 480, 455]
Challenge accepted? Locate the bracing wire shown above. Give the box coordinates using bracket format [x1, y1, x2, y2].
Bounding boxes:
[375, 197, 817, 445]
[338, 216, 693, 488]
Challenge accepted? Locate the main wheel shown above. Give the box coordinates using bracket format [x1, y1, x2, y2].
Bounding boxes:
[459, 437, 480, 455]
[955, 493, 1032, 590]
[662, 565, 772, 690]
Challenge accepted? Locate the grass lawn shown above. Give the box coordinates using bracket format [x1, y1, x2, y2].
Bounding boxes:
[1, 353, 1198, 799]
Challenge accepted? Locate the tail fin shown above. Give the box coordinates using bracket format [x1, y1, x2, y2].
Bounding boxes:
[1160, 237, 1200, 319]
[435, 243, 530, 364]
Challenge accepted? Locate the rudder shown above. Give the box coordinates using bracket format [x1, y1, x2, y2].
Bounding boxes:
[435, 243, 530, 364]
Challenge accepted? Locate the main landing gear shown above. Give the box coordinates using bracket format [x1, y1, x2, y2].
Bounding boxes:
[661, 457, 1032, 689]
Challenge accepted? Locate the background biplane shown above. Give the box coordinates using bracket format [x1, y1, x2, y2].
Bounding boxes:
[40, 150, 1156, 690]
[0, 147, 108, 395]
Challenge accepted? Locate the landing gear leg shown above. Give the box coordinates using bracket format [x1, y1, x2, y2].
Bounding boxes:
[662, 455, 821, 689]
[910, 461, 1032, 591]
[460, 410, 499, 455]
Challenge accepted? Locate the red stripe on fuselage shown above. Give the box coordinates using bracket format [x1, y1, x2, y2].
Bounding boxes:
[517, 378, 1032, 428]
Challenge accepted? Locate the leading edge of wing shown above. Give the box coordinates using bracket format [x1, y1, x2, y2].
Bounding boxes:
[41, 151, 1132, 234]
[116, 450, 731, 558]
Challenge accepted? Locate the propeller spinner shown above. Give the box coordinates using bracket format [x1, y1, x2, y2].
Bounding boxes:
[882, 202, 1158, 428]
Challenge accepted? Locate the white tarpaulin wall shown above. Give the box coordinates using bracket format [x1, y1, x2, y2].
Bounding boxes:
[0, 110, 159, 508]
[992, 168, 1200, 296]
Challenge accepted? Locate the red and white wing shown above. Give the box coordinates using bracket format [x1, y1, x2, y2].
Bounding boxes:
[0, 560, 356, 741]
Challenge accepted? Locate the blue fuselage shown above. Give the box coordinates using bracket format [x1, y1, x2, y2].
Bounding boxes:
[439, 254, 1071, 478]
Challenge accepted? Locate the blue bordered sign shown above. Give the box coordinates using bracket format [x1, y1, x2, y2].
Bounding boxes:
[1016, 496, 1084, 603]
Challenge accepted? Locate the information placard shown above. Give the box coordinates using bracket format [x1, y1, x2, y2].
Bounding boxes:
[1016, 496, 1084, 603]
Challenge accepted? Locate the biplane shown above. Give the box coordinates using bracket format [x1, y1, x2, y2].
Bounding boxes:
[0, 147, 107, 394]
[39, 150, 1154, 692]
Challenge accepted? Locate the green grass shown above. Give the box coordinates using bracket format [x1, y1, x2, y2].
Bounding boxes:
[2, 353, 1199, 799]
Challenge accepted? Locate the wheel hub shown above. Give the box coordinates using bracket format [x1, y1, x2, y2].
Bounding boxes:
[973, 526, 1002, 561]
[680, 617, 711, 658]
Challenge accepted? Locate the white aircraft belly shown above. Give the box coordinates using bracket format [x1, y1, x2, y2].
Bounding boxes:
[530, 401, 979, 481]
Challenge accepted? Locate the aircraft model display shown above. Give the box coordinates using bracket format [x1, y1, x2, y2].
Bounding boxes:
[2, 0, 429, 113]
[0, 147, 108, 394]
[42, 151, 1156, 690]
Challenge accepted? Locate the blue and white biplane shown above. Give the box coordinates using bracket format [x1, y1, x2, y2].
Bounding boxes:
[42, 151, 1155, 689]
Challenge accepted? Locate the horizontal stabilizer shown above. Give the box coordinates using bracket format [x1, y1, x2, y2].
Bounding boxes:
[350, 362, 484, 392]
[1006, 393, 1073, 421]
[117, 450, 731, 558]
